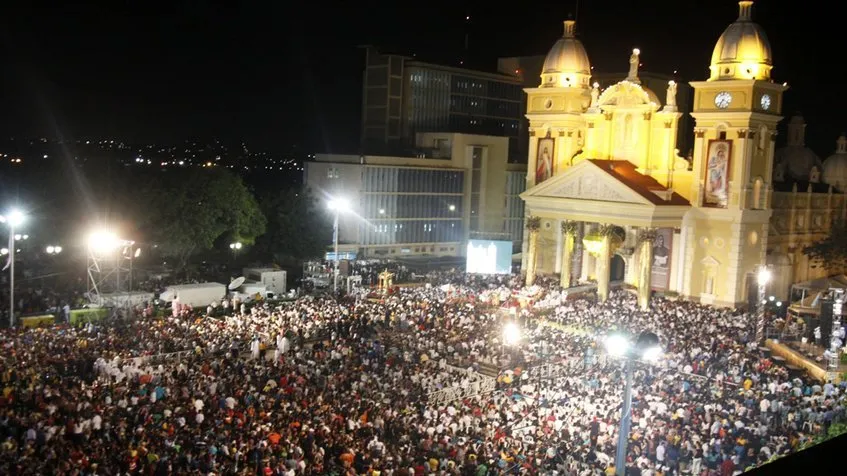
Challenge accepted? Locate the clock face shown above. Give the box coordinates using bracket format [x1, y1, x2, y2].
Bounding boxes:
[761, 94, 772, 110]
[714, 91, 732, 109]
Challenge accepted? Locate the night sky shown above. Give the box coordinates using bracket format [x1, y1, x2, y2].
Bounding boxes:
[1, 1, 845, 156]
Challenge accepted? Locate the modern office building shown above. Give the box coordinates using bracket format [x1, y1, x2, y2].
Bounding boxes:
[360, 46, 526, 162]
[497, 56, 693, 156]
[305, 133, 526, 258]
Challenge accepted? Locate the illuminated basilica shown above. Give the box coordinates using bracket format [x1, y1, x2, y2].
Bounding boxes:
[519, 1, 840, 308]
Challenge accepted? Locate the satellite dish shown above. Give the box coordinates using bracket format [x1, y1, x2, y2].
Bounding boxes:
[229, 276, 246, 290]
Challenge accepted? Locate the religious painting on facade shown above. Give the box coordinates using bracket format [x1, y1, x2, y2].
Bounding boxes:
[650, 228, 673, 290]
[704, 139, 732, 208]
[535, 133, 555, 185]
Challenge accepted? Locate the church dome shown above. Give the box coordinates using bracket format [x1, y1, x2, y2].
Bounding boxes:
[774, 115, 822, 182]
[539, 20, 592, 89]
[823, 135, 847, 191]
[709, 1, 773, 81]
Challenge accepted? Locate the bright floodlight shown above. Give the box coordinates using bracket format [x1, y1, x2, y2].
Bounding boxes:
[503, 322, 521, 346]
[328, 198, 349, 212]
[6, 210, 24, 227]
[46, 246, 54, 254]
[757, 268, 771, 285]
[641, 345, 662, 362]
[230, 242, 242, 250]
[605, 334, 631, 357]
[88, 231, 118, 252]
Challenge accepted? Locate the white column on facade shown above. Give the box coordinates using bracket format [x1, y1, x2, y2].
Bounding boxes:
[691, 130, 706, 205]
[624, 254, 637, 285]
[670, 229, 683, 293]
[581, 246, 591, 282]
[739, 129, 752, 209]
[555, 219, 563, 273]
[681, 222, 695, 297]
[726, 222, 746, 305]
[527, 130, 538, 188]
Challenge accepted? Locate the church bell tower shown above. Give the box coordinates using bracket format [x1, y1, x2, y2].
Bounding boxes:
[685, 0, 788, 306]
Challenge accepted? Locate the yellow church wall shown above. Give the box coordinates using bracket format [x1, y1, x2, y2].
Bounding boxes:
[767, 189, 847, 298]
[529, 216, 561, 276]
[672, 171, 694, 204]
[583, 113, 607, 160]
[687, 218, 734, 304]
[686, 213, 769, 307]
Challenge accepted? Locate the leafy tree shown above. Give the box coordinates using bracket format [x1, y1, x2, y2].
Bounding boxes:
[255, 187, 332, 264]
[139, 168, 266, 270]
[803, 220, 847, 270]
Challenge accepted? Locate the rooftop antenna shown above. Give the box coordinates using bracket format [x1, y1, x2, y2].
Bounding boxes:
[574, 0, 580, 25]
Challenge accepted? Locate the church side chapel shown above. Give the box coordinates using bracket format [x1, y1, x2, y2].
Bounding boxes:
[521, 1, 794, 308]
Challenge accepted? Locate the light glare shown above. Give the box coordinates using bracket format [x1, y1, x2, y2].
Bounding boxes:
[328, 198, 350, 212]
[6, 210, 24, 227]
[757, 268, 771, 285]
[503, 322, 521, 346]
[641, 346, 662, 362]
[88, 231, 118, 252]
[605, 334, 631, 357]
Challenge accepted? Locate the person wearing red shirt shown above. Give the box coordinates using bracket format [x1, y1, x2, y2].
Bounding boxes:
[721, 455, 735, 476]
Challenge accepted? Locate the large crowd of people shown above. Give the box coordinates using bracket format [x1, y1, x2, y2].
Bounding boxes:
[0, 272, 845, 475]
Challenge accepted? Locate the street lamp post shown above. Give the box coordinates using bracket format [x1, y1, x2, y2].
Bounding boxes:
[755, 266, 771, 344]
[1, 210, 25, 327]
[605, 331, 662, 476]
[327, 198, 349, 294]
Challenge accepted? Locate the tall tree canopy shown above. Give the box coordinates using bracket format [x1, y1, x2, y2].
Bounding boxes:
[255, 187, 331, 264]
[803, 219, 847, 271]
[139, 168, 266, 269]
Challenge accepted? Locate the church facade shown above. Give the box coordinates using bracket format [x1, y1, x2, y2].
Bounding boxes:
[520, 1, 789, 308]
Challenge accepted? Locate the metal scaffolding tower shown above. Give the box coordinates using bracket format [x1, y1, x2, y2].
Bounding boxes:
[86, 238, 137, 309]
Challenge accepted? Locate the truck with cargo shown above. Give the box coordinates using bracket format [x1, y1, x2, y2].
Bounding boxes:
[158, 282, 227, 308]
[243, 268, 287, 296]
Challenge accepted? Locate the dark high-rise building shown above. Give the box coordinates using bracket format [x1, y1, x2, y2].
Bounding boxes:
[360, 46, 526, 162]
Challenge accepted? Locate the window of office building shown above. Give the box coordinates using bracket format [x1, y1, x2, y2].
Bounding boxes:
[360, 167, 465, 246]
[469, 147, 484, 231]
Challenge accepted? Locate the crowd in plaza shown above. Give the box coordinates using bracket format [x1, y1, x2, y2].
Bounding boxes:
[0, 272, 845, 475]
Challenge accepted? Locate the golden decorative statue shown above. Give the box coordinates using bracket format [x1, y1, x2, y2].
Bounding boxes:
[378, 269, 394, 294]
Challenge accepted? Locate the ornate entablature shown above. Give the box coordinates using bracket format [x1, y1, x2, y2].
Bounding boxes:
[597, 80, 659, 109]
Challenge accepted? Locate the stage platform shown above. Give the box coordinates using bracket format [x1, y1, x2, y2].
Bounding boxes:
[766, 339, 845, 383]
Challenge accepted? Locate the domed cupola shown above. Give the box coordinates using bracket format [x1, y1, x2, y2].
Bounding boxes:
[823, 135, 847, 191]
[709, 1, 773, 81]
[774, 115, 822, 182]
[540, 19, 592, 89]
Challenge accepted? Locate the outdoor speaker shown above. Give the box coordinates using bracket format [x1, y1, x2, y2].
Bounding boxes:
[820, 297, 834, 345]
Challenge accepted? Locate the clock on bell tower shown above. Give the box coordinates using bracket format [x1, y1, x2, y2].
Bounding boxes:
[683, 0, 788, 307]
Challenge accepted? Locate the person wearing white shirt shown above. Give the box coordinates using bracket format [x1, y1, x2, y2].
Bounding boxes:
[656, 442, 666, 464]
